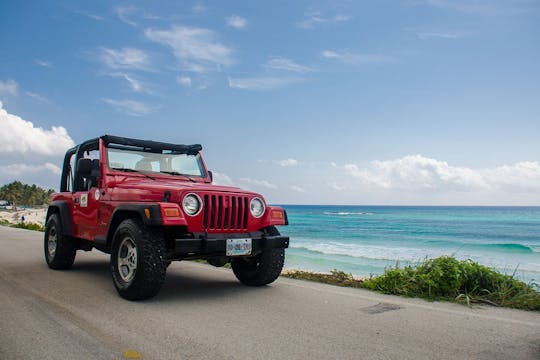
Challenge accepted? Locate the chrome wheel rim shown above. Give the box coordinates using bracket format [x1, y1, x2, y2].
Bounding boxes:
[47, 226, 57, 259]
[117, 237, 137, 283]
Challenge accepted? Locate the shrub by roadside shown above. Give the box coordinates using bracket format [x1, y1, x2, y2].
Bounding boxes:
[361, 256, 540, 311]
[0, 220, 44, 232]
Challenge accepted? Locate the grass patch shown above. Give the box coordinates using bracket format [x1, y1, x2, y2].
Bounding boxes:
[0, 221, 44, 232]
[282, 269, 364, 288]
[362, 256, 540, 311]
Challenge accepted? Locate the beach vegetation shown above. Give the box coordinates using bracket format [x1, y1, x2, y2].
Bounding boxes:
[361, 256, 540, 311]
[0, 219, 45, 232]
[11, 222, 45, 232]
[282, 269, 364, 288]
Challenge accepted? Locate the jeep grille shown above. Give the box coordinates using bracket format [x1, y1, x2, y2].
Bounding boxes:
[203, 194, 249, 231]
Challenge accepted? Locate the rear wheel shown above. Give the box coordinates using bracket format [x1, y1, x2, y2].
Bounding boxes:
[44, 213, 76, 269]
[231, 226, 285, 286]
[110, 219, 167, 300]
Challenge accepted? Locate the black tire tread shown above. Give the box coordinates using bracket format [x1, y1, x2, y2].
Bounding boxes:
[111, 218, 167, 300]
[231, 226, 285, 286]
[44, 213, 76, 270]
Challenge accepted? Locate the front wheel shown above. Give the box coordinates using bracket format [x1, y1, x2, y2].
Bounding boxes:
[110, 219, 167, 300]
[231, 227, 285, 286]
[44, 213, 76, 269]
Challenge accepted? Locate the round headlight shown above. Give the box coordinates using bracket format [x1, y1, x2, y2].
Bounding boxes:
[182, 193, 202, 216]
[250, 197, 265, 218]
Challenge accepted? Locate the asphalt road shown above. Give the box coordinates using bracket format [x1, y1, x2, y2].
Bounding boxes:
[1, 226, 539, 360]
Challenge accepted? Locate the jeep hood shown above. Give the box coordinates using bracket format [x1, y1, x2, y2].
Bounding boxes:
[108, 177, 263, 203]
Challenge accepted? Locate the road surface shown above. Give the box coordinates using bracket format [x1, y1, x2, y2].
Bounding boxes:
[0, 226, 539, 360]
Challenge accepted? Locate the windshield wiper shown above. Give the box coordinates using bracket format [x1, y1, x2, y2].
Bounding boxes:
[112, 168, 156, 181]
[159, 171, 196, 182]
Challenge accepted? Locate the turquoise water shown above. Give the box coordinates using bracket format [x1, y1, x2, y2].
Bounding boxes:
[280, 206, 540, 284]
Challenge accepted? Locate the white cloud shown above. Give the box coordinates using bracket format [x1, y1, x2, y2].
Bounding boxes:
[99, 47, 152, 71]
[0, 162, 61, 176]
[322, 50, 394, 64]
[240, 178, 278, 189]
[115, 6, 137, 26]
[145, 26, 233, 73]
[176, 76, 192, 88]
[418, 0, 533, 16]
[26, 92, 49, 103]
[75, 10, 105, 21]
[102, 98, 158, 116]
[265, 57, 313, 73]
[416, 31, 463, 40]
[108, 73, 150, 93]
[297, 11, 351, 29]
[343, 155, 540, 192]
[277, 158, 299, 167]
[228, 76, 298, 90]
[0, 102, 74, 156]
[212, 171, 234, 186]
[226, 14, 247, 29]
[329, 181, 346, 191]
[35, 59, 53, 68]
[0, 79, 18, 96]
[290, 185, 306, 193]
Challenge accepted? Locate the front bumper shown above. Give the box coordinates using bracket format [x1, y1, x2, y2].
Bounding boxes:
[172, 234, 289, 257]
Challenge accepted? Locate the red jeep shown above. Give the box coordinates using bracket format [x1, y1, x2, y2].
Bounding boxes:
[44, 135, 289, 300]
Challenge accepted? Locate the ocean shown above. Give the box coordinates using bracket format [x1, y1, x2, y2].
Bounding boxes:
[280, 205, 540, 284]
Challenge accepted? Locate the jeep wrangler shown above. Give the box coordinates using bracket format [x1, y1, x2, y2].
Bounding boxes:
[44, 135, 289, 300]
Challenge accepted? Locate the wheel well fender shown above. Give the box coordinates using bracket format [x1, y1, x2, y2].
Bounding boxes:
[106, 205, 162, 247]
[46, 201, 73, 236]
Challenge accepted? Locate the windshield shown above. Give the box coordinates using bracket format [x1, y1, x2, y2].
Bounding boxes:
[107, 146, 205, 177]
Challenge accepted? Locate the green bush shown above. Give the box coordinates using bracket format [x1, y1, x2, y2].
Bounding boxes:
[11, 222, 44, 232]
[362, 256, 540, 311]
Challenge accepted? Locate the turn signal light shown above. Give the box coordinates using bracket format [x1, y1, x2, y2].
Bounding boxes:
[271, 210, 283, 219]
[164, 208, 180, 217]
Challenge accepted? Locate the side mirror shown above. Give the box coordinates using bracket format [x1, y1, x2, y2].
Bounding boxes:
[208, 170, 213, 182]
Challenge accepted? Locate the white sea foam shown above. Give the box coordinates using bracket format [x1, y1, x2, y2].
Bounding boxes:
[323, 211, 374, 216]
[289, 240, 540, 273]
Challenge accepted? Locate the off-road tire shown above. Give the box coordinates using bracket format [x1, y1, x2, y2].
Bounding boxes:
[44, 213, 76, 269]
[110, 218, 167, 301]
[231, 226, 285, 286]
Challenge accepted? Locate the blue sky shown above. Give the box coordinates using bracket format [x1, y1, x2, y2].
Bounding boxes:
[1, 0, 539, 205]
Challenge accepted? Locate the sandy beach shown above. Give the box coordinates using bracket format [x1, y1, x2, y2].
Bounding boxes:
[0, 208, 47, 226]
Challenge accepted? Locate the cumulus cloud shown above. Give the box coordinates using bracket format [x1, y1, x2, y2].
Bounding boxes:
[0, 163, 61, 176]
[0, 102, 74, 156]
[277, 158, 299, 167]
[212, 171, 234, 186]
[99, 47, 152, 71]
[290, 185, 306, 193]
[265, 57, 313, 73]
[228, 76, 298, 90]
[322, 50, 394, 64]
[145, 25, 233, 73]
[0, 79, 18, 96]
[343, 155, 540, 192]
[240, 178, 278, 189]
[102, 98, 158, 116]
[226, 14, 247, 29]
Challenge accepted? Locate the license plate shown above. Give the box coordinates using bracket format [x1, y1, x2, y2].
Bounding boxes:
[226, 238, 252, 256]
